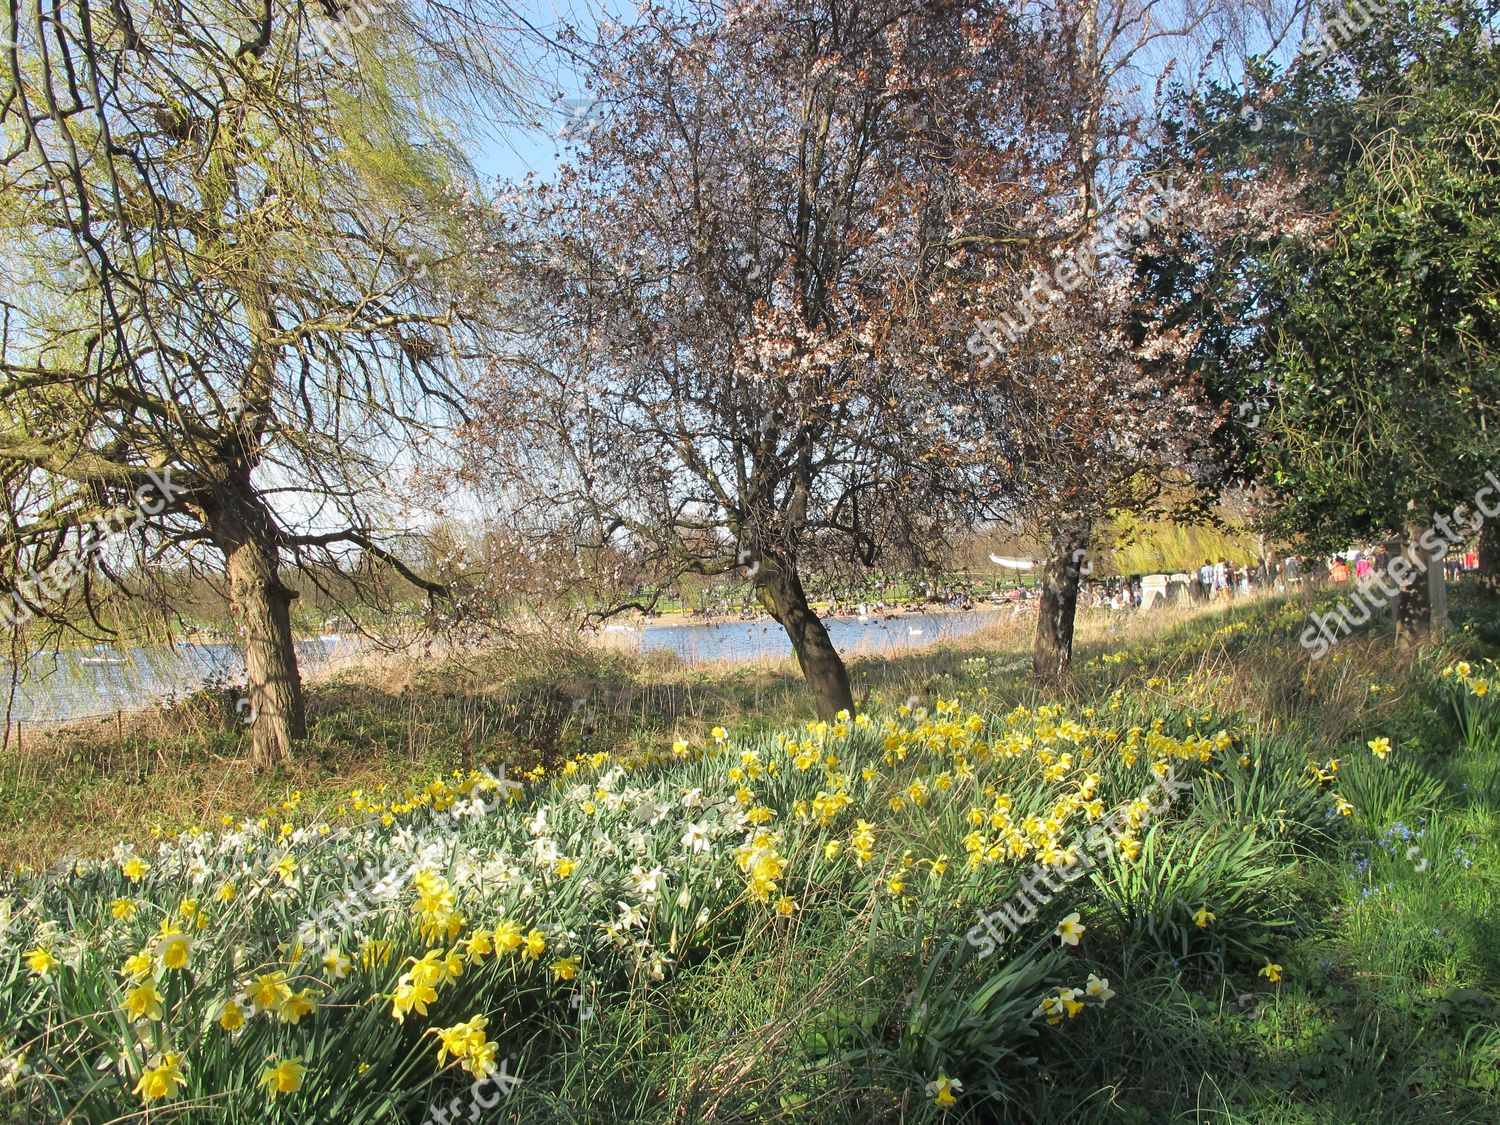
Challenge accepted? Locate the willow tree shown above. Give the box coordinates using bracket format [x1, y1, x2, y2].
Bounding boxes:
[464, 0, 1065, 719]
[0, 0, 521, 765]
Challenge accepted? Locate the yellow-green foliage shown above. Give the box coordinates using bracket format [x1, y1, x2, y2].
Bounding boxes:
[1105, 516, 1262, 575]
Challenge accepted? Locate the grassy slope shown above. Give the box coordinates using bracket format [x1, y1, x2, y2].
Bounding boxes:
[1, 593, 1498, 1123]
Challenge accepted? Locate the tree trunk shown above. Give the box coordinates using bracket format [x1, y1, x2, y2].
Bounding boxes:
[756, 556, 854, 720]
[1479, 521, 1500, 600]
[1033, 522, 1091, 681]
[208, 480, 306, 768]
[1394, 522, 1439, 647]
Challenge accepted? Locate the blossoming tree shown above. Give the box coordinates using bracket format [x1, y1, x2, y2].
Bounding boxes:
[469, 0, 1068, 717]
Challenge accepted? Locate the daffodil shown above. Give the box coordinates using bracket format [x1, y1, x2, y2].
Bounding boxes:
[247, 971, 292, 1013]
[1259, 959, 1284, 983]
[24, 947, 57, 977]
[1193, 905, 1216, 928]
[110, 898, 137, 920]
[522, 928, 547, 960]
[156, 932, 192, 971]
[132, 1051, 187, 1104]
[463, 929, 494, 963]
[124, 979, 164, 1023]
[391, 979, 438, 1023]
[550, 955, 580, 981]
[322, 950, 352, 980]
[925, 1073, 963, 1107]
[1085, 973, 1115, 1003]
[1367, 737, 1392, 761]
[495, 920, 524, 954]
[219, 999, 249, 1033]
[276, 989, 317, 1025]
[259, 1057, 307, 1099]
[1054, 912, 1086, 946]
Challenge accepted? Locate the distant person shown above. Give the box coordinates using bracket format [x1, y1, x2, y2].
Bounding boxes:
[1198, 559, 1215, 603]
[1214, 558, 1230, 600]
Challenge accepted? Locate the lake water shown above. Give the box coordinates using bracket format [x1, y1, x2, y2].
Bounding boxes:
[634, 608, 1000, 664]
[0, 636, 361, 725]
[2, 610, 1004, 724]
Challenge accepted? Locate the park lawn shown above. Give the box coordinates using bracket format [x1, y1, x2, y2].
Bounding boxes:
[0, 592, 1497, 1123]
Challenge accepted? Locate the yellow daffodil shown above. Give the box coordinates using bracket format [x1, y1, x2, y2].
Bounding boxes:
[219, 999, 248, 1032]
[1193, 905, 1216, 928]
[1259, 959, 1284, 983]
[258, 1057, 307, 1099]
[24, 947, 57, 977]
[522, 928, 547, 960]
[322, 951, 352, 980]
[391, 979, 438, 1023]
[495, 920, 524, 954]
[550, 955, 581, 981]
[247, 971, 292, 1013]
[133, 1051, 186, 1104]
[276, 989, 317, 1025]
[464, 929, 494, 963]
[125, 979, 164, 1023]
[1367, 737, 1392, 761]
[156, 932, 191, 971]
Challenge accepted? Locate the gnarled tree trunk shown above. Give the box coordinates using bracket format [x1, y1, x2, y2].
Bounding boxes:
[756, 555, 854, 720]
[1033, 522, 1091, 681]
[206, 477, 306, 768]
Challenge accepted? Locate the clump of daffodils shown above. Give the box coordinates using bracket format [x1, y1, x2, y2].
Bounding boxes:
[1032, 974, 1114, 1025]
[430, 1015, 499, 1078]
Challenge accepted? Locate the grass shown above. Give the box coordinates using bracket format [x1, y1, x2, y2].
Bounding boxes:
[1, 589, 1497, 1122]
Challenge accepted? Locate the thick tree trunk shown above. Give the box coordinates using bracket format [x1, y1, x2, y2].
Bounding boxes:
[756, 557, 854, 720]
[208, 481, 306, 768]
[1033, 522, 1091, 681]
[1479, 521, 1500, 600]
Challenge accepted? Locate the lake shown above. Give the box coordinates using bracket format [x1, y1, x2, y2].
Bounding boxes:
[2, 609, 1006, 724]
[634, 608, 1002, 663]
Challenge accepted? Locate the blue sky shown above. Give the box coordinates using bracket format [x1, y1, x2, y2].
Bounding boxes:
[467, 0, 637, 184]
